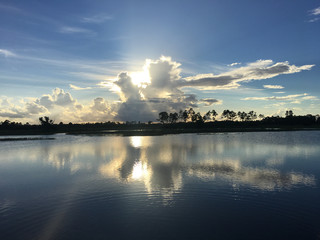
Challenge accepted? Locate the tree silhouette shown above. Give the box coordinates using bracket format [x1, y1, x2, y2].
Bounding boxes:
[211, 110, 218, 121]
[188, 108, 195, 122]
[181, 110, 189, 122]
[39, 116, 54, 126]
[237, 111, 247, 121]
[193, 112, 204, 123]
[285, 110, 294, 118]
[158, 112, 169, 124]
[247, 111, 257, 121]
[2, 120, 11, 126]
[169, 112, 179, 123]
[221, 110, 237, 121]
[203, 110, 218, 122]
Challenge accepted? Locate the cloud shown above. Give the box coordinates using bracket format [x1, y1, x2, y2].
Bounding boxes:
[308, 6, 320, 22]
[25, 102, 47, 115]
[37, 88, 75, 109]
[0, 89, 115, 123]
[59, 26, 92, 34]
[180, 60, 314, 90]
[242, 93, 311, 101]
[199, 98, 222, 106]
[114, 72, 141, 101]
[107, 57, 315, 121]
[228, 62, 241, 67]
[81, 14, 113, 23]
[0, 102, 45, 120]
[142, 56, 183, 98]
[0, 98, 12, 107]
[91, 97, 109, 112]
[302, 96, 318, 100]
[0, 89, 79, 122]
[79, 97, 113, 122]
[0, 3, 22, 13]
[311, 6, 320, 16]
[1, 56, 316, 123]
[110, 57, 212, 121]
[0, 111, 26, 119]
[263, 85, 284, 89]
[0, 49, 15, 57]
[115, 100, 155, 122]
[69, 84, 92, 90]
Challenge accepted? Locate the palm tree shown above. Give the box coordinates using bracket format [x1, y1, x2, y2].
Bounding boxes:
[39, 116, 54, 126]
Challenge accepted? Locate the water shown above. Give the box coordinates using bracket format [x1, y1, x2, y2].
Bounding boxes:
[0, 131, 320, 240]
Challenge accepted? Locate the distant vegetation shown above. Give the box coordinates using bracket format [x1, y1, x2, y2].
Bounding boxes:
[1, 109, 320, 135]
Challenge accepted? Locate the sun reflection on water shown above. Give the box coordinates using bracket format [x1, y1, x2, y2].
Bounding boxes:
[3, 134, 318, 199]
[130, 136, 142, 148]
[131, 161, 150, 180]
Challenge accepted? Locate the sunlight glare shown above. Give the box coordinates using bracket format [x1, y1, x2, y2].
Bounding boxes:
[130, 70, 150, 87]
[130, 136, 142, 148]
[132, 161, 149, 180]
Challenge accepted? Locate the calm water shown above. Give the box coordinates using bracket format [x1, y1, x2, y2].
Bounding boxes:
[1, 131, 320, 240]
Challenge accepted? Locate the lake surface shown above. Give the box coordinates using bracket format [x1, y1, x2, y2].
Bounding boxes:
[1, 131, 320, 240]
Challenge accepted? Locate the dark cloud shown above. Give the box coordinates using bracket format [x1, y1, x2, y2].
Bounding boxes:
[200, 98, 222, 106]
[0, 112, 26, 119]
[25, 102, 47, 114]
[116, 101, 155, 122]
[178, 76, 235, 88]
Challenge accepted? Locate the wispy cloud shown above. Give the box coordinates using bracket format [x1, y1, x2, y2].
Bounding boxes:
[263, 85, 284, 89]
[0, 3, 23, 13]
[81, 14, 113, 23]
[311, 6, 320, 15]
[0, 49, 15, 57]
[228, 62, 241, 67]
[59, 26, 93, 34]
[242, 93, 314, 101]
[69, 84, 92, 90]
[308, 6, 320, 22]
[200, 98, 222, 106]
[181, 60, 314, 90]
[302, 95, 318, 100]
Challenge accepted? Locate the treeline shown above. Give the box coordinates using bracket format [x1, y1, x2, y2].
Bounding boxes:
[157, 108, 264, 123]
[158, 108, 320, 127]
[1, 109, 320, 135]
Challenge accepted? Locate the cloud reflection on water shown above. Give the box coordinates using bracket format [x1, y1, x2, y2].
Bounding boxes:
[1, 134, 317, 197]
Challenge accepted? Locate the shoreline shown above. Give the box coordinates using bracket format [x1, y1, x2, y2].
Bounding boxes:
[1, 126, 320, 137]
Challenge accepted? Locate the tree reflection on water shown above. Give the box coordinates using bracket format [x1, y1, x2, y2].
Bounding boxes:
[2, 133, 317, 198]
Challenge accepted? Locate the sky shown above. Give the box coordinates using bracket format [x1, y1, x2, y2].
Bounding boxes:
[0, 0, 320, 123]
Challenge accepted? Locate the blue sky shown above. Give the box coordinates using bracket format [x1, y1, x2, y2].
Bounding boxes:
[0, 0, 319, 123]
